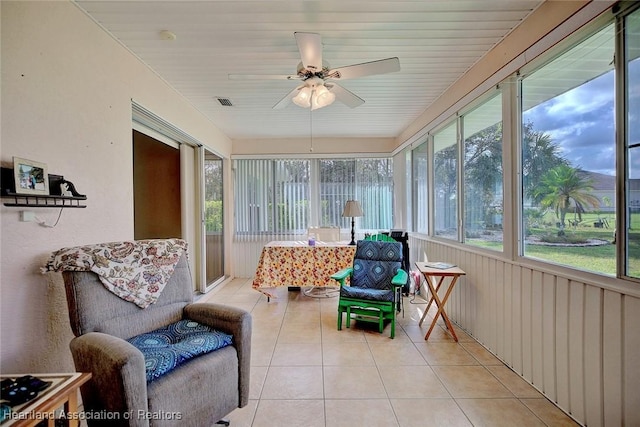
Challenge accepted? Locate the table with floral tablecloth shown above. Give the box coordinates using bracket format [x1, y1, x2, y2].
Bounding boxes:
[252, 241, 356, 298]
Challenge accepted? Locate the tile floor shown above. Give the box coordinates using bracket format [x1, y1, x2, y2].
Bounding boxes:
[201, 279, 579, 427]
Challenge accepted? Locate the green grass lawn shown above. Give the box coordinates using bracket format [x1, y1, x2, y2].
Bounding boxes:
[467, 212, 640, 276]
[528, 215, 619, 275]
[524, 241, 616, 274]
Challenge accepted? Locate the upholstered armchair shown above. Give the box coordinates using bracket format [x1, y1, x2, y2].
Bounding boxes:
[51, 240, 251, 427]
[330, 239, 407, 338]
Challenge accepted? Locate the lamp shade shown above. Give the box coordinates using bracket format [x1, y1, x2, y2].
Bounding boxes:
[342, 200, 363, 217]
[292, 86, 312, 108]
[293, 82, 336, 111]
[311, 85, 336, 110]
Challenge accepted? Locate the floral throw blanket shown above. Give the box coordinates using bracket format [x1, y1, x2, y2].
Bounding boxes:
[43, 239, 188, 308]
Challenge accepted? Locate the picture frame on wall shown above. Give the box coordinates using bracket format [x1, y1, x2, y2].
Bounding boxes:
[12, 157, 49, 195]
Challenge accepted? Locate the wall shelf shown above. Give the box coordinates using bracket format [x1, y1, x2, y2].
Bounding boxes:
[1, 167, 87, 208]
[2, 192, 87, 208]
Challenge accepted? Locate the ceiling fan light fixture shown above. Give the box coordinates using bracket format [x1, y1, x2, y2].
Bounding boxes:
[292, 86, 312, 108]
[233, 33, 399, 111]
[312, 85, 335, 110]
[159, 30, 177, 41]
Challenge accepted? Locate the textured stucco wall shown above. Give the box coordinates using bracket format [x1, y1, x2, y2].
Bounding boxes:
[0, 1, 231, 373]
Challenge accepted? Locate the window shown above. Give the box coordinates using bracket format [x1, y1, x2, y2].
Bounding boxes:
[412, 142, 428, 233]
[624, 7, 640, 278]
[404, 5, 640, 281]
[433, 122, 459, 240]
[235, 157, 392, 235]
[234, 159, 310, 234]
[355, 158, 394, 230]
[317, 158, 393, 230]
[319, 160, 355, 228]
[463, 92, 503, 251]
[520, 24, 616, 274]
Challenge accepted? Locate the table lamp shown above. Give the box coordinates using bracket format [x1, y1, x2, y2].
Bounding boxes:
[342, 200, 363, 245]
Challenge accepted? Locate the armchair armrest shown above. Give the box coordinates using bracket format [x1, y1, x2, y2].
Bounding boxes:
[391, 269, 408, 287]
[330, 267, 353, 286]
[184, 303, 252, 407]
[70, 332, 149, 426]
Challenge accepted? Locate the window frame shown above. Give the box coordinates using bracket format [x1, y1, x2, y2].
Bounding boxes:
[411, 140, 429, 234]
[233, 156, 394, 236]
[432, 119, 460, 241]
[515, 17, 617, 276]
[404, 5, 640, 288]
[414, 87, 505, 250]
[460, 89, 505, 252]
[618, 2, 640, 283]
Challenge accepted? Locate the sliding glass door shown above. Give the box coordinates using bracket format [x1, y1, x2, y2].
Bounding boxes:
[203, 149, 225, 289]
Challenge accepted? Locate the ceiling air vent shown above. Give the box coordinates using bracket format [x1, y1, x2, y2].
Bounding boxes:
[216, 97, 233, 107]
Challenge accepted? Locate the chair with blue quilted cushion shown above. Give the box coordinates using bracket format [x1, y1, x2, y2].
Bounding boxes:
[330, 239, 407, 338]
[62, 249, 251, 427]
[364, 233, 396, 242]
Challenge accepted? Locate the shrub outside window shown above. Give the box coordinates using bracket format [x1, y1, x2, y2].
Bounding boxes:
[463, 93, 503, 251]
[433, 122, 459, 240]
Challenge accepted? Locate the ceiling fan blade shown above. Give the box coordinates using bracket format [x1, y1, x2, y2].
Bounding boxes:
[273, 85, 303, 109]
[326, 83, 364, 108]
[294, 32, 323, 72]
[229, 74, 300, 80]
[328, 57, 400, 80]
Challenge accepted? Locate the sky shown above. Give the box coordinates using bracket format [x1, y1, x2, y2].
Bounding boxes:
[522, 70, 617, 177]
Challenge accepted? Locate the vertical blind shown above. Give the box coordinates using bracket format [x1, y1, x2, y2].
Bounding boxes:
[234, 158, 393, 240]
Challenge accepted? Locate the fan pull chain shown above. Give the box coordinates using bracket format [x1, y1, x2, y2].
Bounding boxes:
[309, 107, 314, 152]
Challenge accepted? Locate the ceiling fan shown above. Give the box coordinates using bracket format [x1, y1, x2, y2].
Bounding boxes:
[228, 32, 400, 110]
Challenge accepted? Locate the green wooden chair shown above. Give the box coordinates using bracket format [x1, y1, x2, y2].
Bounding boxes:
[364, 233, 397, 242]
[330, 239, 407, 338]
[365, 233, 408, 311]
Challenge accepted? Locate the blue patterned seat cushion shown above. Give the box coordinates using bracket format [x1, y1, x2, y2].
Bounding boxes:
[340, 240, 402, 302]
[127, 319, 233, 382]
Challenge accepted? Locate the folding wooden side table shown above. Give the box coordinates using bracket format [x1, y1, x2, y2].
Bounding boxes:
[415, 261, 466, 341]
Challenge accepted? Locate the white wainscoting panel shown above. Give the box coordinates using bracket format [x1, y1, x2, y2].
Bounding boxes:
[407, 235, 640, 427]
[232, 235, 278, 279]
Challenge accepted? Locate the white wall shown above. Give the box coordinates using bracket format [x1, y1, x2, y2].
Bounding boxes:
[0, 1, 231, 373]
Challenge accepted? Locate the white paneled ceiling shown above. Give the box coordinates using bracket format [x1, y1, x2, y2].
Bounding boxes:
[73, 1, 544, 141]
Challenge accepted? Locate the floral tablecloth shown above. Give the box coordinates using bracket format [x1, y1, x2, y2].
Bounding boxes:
[252, 241, 356, 298]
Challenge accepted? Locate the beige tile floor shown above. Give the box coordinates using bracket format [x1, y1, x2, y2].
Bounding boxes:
[201, 279, 579, 427]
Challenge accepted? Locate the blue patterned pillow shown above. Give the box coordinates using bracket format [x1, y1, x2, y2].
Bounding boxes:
[351, 241, 402, 291]
[127, 319, 233, 382]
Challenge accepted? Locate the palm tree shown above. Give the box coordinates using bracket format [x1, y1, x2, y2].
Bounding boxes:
[464, 122, 503, 227]
[522, 122, 570, 203]
[532, 165, 600, 228]
[463, 120, 568, 225]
